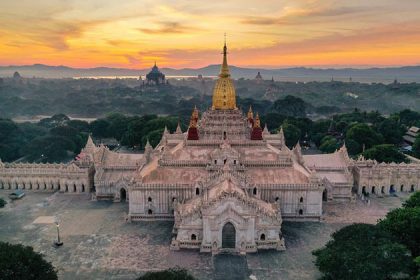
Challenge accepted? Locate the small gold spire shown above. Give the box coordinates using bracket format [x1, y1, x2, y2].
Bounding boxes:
[254, 112, 261, 128]
[247, 105, 253, 119]
[192, 105, 199, 119]
[220, 37, 230, 78]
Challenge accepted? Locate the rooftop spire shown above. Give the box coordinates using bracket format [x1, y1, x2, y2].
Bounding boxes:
[212, 36, 236, 110]
[247, 105, 254, 120]
[220, 34, 230, 78]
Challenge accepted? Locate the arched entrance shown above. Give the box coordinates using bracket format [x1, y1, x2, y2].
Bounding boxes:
[222, 222, 236, 249]
[322, 189, 328, 201]
[390, 185, 395, 193]
[120, 188, 127, 202]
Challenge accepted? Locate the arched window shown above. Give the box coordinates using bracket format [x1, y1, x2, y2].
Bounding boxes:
[299, 197, 303, 203]
[195, 188, 200, 195]
[148, 209, 153, 215]
[275, 197, 279, 202]
[400, 185, 404, 192]
[411, 185, 415, 192]
[82, 184, 85, 192]
[148, 197, 152, 202]
[223, 159, 227, 165]
[214, 160, 217, 164]
[234, 160, 237, 164]
[260, 234, 265, 241]
[253, 187, 257, 195]
[191, 234, 197, 241]
[371, 186, 375, 194]
[299, 209, 303, 215]
[390, 185, 395, 193]
[73, 184, 77, 192]
[362, 186, 366, 195]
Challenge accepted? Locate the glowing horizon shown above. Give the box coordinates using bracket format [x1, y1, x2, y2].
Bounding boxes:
[1, 0, 420, 69]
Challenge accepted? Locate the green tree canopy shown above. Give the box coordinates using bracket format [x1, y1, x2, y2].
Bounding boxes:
[89, 119, 110, 138]
[403, 191, 420, 208]
[0, 242, 57, 280]
[23, 135, 76, 162]
[376, 118, 404, 144]
[379, 204, 420, 257]
[271, 95, 307, 118]
[413, 135, 420, 158]
[282, 122, 301, 148]
[313, 224, 413, 280]
[137, 268, 196, 280]
[319, 136, 339, 153]
[362, 144, 407, 163]
[345, 123, 384, 154]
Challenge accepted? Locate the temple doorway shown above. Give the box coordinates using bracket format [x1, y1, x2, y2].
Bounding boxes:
[120, 188, 127, 202]
[222, 222, 236, 248]
[322, 189, 328, 201]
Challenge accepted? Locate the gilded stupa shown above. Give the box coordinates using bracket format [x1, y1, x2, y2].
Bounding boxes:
[212, 40, 237, 110]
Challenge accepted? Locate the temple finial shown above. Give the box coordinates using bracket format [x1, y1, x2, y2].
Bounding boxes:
[247, 105, 253, 119]
[254, 112, 261, 128]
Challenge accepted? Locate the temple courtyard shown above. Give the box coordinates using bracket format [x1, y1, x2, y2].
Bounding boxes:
[0, 190, 408, 280]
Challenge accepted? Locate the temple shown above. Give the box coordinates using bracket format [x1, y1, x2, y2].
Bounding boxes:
[146, 62, 166, 85]
[0, 42, 419, 255]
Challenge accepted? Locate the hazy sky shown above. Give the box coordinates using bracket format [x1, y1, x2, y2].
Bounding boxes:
[1, 0, 420, 68]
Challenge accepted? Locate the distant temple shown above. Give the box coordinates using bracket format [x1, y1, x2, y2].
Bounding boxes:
[254, 72, 263, 84]
[146, 62, 165, 85]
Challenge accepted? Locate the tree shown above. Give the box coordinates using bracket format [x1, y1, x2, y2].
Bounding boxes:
[345, 138, 361, 155]
[39, 114, 70, 129]
[0, 197, 6, 208]
[376, 118, 404, 144]
[345, 123, 383, 154]
[313, 224, 413, 280]
[282, 122, 301, 148]
[89, 119, 110, 138]
[319, 136, 339, 153]
[403, 191, 420, 208]
[362, 144, 407, 163]
[137, 268, 196, 280]
[271, 95, 307, 118]
[397, 109, 420, 127]
[379, 206, 420, 257]
[106, 113, 129, 141]
[23, 135, 76, 162]
[0, 242, 57, 280]
[413, 135, 420, 158]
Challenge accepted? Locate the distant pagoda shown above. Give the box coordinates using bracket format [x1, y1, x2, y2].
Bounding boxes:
[146, 62, 165, 85]
[254, 71, 263, 84]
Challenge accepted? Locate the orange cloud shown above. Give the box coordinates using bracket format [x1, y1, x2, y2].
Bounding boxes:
[1, 0, 420, 68]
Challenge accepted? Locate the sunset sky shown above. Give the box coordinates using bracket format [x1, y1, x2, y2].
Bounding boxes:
[1, 0, 420, 69]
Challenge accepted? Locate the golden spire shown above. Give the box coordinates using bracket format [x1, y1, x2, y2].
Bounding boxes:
[247, 105, 254, 119]
[212, 36, 237, 110]
[254, 112, 261, 128]
[192, 105, 199, 120]
[220, 34, 230, 78]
